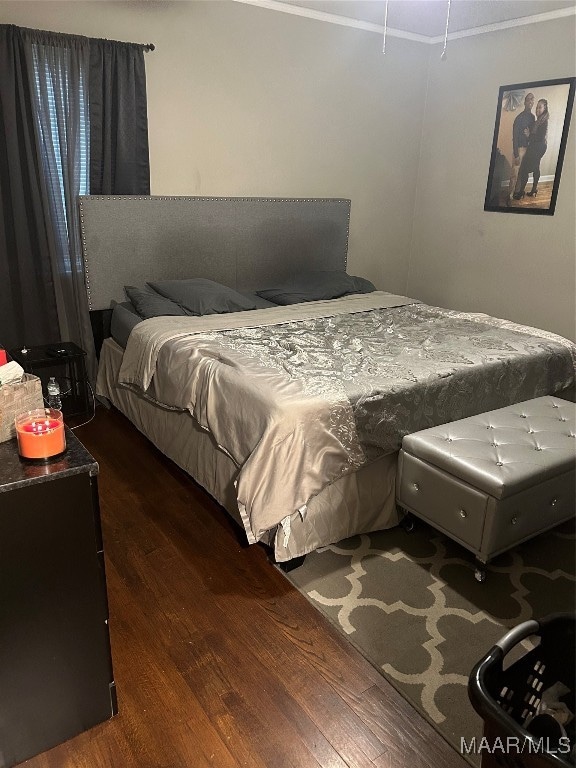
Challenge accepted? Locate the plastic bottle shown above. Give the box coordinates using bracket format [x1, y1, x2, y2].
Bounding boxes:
[47, 377, 62, 410]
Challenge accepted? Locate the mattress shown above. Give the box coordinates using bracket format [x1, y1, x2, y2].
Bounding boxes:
[110, 302, 142, 348]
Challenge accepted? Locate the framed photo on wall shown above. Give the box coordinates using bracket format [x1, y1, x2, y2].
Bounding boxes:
[484, 77, 575, 215]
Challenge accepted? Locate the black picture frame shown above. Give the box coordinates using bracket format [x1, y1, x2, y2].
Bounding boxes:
[484, 77, 575, 215]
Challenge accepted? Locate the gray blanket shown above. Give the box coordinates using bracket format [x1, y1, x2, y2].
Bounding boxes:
[118, 293, 576, 544]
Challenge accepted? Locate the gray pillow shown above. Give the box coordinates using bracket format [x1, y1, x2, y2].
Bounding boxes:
[256, 271, 376, 305]
[147, 278, 257, 315]
[240, 291, 277, 309]
[125, 286, 189, 319]
[113, 300, 140, 317]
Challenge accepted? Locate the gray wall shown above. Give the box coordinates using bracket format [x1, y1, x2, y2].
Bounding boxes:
[408, 18, 576, 341]
[1, 2, 574, 339]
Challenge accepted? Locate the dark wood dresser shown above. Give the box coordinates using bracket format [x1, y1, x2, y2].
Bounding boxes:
[0, 428, 116, 767]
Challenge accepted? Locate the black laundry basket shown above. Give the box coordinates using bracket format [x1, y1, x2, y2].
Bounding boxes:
[468, 614, 576, 768]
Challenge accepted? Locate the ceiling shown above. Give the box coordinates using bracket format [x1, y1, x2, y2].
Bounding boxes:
[276, 0, 576, 38]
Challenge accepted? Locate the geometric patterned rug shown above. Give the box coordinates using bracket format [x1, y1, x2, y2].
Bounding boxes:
[283, 519, 576, 765]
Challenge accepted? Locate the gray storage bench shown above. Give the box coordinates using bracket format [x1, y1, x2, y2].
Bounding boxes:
[396, 396, 576, 581]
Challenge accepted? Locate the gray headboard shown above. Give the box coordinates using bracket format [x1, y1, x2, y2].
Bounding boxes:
[78, 196, 351, 310]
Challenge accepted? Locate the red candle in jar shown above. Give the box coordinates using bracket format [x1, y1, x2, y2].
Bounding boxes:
[15, 409, 66, 460]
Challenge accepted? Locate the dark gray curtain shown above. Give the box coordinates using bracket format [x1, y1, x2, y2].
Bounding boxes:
[89, 40, 150, 195]
[0, 25, 150, 378]
[0, 25, 60, 349]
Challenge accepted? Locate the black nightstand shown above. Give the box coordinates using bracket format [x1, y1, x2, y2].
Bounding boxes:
[9, 342, 90, 419]
[0, 429, 116, 767]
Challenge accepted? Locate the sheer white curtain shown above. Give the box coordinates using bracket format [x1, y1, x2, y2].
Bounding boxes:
[28, 31, 96, 380]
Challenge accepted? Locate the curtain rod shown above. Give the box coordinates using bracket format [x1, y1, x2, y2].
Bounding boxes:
[86, 36, 155, 52]
[87, 33, 155, 51]
[3, 25, 155, 52]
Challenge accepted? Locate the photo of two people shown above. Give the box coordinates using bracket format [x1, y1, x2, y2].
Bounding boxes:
[485, 77, 575, 215]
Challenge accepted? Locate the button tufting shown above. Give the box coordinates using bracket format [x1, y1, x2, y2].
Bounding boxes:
[399, 396, 574, 564]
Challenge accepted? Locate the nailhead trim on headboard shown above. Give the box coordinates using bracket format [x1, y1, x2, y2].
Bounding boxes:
[78, 196, 351, 310]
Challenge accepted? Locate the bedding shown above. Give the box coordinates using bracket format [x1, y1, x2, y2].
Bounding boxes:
[125, 285, 189, 318]
[117, 291, 576, 550]
[241, 292, 277, 310]
[112, 292, 276, 349]
[110, 302, 143, 349]
[256, 270, 376, 304]
[98, 336, 400, 561]
[148, 278, 257, 315]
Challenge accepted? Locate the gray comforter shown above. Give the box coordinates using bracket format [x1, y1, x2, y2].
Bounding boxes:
[118, 292, 576, 544]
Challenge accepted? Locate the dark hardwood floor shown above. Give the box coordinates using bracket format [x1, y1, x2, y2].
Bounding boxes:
[21, 405, 469, 768]
[498, 180, 553, 210]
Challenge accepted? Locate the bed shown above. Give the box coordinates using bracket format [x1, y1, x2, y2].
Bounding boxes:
[79, 195, 576, 564]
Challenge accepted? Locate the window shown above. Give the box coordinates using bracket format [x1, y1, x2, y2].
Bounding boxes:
[31, 42, 89, 274]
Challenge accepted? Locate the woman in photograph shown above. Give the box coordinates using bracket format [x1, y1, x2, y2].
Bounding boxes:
[514, 98, 549, 198]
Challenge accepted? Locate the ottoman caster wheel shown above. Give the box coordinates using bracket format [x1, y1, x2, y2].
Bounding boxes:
[400, 514, 416, 534]
[474, 567, 486, 583]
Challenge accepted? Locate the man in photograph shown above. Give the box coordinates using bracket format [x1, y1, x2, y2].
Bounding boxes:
[507, 92, 535, 204]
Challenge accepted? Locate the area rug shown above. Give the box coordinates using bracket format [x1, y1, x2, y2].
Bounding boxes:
[283, 519, 575, 764]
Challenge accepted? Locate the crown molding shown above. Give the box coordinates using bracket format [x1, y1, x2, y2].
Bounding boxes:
[231, 0, 430, 42]
[429, 5, 576, 43]
[232, 0, 576, 44]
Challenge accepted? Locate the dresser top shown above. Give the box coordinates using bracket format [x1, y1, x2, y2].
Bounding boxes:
[0, 428, 98, 493]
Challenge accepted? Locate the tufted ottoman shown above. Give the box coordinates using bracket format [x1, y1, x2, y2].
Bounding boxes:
[396, 396, 576, 580]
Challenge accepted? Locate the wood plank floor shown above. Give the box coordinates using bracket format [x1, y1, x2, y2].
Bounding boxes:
[21, 405, 469, 768]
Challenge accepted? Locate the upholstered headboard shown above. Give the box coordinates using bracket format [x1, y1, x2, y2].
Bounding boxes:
[78, 196, 351, 311]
